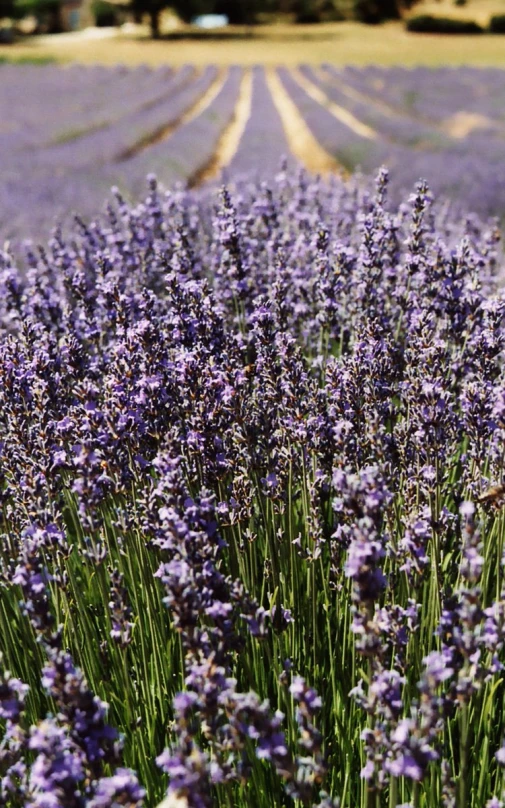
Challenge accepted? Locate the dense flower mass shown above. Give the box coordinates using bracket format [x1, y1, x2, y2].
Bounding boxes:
[1, 166, 505, 808]
[3, 64, 505, 242]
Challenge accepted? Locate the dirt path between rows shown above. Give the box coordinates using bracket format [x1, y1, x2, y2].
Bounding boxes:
[442, 111, 495, 138]
[117, 67, 227, 161]
[314, 66, 398, 120]
[320, 68, 429, 124]
[266, 68, 342, 176]
[49, 65, 196, 149]
[318, 67, 498, 141]
[292, 68, 376, 141]
[190, 69, 253, 187]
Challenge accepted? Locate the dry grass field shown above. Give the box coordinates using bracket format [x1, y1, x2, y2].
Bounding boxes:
[2, 17, 505, 67]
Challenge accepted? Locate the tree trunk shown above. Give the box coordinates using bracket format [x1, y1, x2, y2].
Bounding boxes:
[150, 9, 160, 37]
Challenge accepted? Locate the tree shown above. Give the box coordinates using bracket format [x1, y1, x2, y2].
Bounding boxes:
[0, 0, 14, 18]
[354, 0, 417, 23]
[293, 0, 346, 21]
[170, 0, 213, 23]
[129, 0, 212, 37]
[214, 0, 257, 25]
[13, 0, 61, 31]
[294, 0, 320, 22]
[134, 0, 343, 39]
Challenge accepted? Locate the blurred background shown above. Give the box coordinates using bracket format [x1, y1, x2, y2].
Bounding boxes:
[2, 0, 505, 243]
[1, 0, 505, 61]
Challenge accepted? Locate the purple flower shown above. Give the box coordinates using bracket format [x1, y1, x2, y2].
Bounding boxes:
[88, 769, 145, 807]
[422, 650, 454, 685]
[0, 670, 29, 722]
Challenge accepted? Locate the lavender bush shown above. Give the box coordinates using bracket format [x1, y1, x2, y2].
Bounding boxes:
[1, 164, 505, 808]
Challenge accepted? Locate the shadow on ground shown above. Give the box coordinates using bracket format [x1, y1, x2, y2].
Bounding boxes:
[159, 29, 338, 42]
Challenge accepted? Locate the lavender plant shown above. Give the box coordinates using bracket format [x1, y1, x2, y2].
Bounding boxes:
[1, 166, 505, 808]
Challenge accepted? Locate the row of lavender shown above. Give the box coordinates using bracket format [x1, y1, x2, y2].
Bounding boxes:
[280, 65, 505, 217]
[4, 64, 505, 242]
[2, 166, 505, 808]
[1, 64, 296, 243]
[338, 65, 505, 125]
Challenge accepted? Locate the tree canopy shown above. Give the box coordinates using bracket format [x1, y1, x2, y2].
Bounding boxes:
[7, 0, 408, 36]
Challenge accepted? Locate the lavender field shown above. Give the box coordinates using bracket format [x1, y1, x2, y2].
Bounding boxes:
[3, 63, 505, 241]
[2, 60, 505, 808]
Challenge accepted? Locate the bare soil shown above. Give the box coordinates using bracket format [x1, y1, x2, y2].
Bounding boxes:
[191, 68, 253, 186]
[116, 67, 228, 160]
[442, 111, 496, 138]
[266, 67, 343, 176]
[3, 22, 505, 67]
[292, 67, 377, 140]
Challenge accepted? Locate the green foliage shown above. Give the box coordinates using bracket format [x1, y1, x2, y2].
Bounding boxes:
[294, 0, 320, 22]
[489, 13, 505, 32]
[13, 0, 61, 30]
[295, 10, 321, 21]
[213, 0, 261, 24]
[169, 0, 213, 22]
[353, 0, 381, 25]
[92, 0, 120, 25]
[0, 0, 14, 20]
[131, 0, 213, 36]
[406, 13, 483, 32]
[13, 0, 56, 16]
[293, 0, 345, 22]
[354, 0, 399, 25]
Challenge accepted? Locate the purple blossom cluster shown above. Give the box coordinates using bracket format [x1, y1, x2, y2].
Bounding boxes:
[0, 601, 144, 808]
[1, 165, 505, 807]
